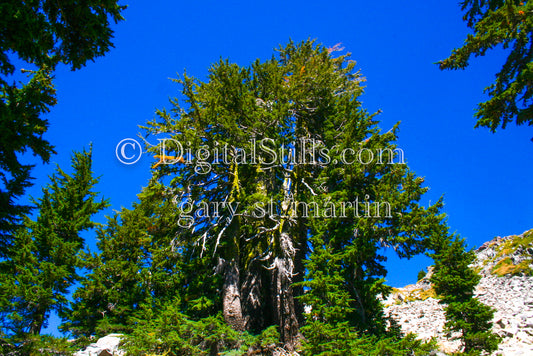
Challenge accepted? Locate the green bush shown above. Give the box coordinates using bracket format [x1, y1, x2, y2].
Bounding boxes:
[122, 299, 282, 356]
[300, 321, 437, 356]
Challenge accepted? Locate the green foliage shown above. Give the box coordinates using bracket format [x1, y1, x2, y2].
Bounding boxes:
[123, 300, 250, 356]
[123, 300, 285, 356]
[141, 39, 450, 349]
[0, 0, 125, 72]
[0, 148, 108, 341]
[0, 0, 126, 256]
[63, 205, 155, 337]
[300, 322, 437, 356]
[417, 268, 427, 281]
[445, 299, 501, 355]
[431, 237, 480, 304]
[0, 67, 56, 257]
[291, 38, 449, 340]
[0, 334, 77, 356]
[431, 235, 500, 354]
[63, 179, 222, 338]
[440, 0, 533, 133]
[254, 325, 281, 352]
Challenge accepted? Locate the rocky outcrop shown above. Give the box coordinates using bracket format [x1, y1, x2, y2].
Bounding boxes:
[384, 229, 533, 355]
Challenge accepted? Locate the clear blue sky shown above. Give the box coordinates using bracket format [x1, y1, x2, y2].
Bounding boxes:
[20, 0, 532, 335]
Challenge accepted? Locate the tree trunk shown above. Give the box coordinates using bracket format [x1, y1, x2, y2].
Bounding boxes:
[29, 307, 45, 335]
[222, 259, 245, 331]
[241, 262, 265, 333]
[270, 232, 301, 350]
[293, 220, 307, 326]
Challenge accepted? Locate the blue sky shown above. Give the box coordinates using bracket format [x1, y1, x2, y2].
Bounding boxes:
[17, 0, 532, 334]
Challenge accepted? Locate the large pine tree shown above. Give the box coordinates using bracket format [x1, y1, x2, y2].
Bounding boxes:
[138, 40, 450, 350]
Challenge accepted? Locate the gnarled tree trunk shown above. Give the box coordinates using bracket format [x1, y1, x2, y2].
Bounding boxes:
[269, 232, 301, 350]
[241, 261, 266, 333]
[222, 259, 245, 331]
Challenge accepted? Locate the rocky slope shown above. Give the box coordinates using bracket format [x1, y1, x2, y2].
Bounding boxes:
[384, 229, 533, 355]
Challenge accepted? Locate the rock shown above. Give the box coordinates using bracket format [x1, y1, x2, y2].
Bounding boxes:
[495, 318, 506, 329]
[503, 326, 518, 337]
[516, 331, 533, 344]
[74, 334, 124, 356]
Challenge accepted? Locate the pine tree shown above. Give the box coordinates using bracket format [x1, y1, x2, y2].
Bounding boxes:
[0, 69, 56, 257]
[0, 147, 108, 342]
[63, 207, 152, 337]
[0, 1, 126, 255]
[440, 0, 533, 134]
[64, 179, 201, 337]
[294, 47, 449, 348]
[141, 39, 450, 351]
[431, 234, 501, 355]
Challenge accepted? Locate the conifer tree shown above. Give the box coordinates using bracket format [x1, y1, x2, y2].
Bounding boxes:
[431, 234, 500, 355]
[64, 178, 190, 337]
[0, 1, 125, 255]
[142, 40, 450, 350]
[0, 147, 108, 341]
[64, 178, 219, 337]
[440, 0, 533, 134]
[63, 207, 152, 337]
